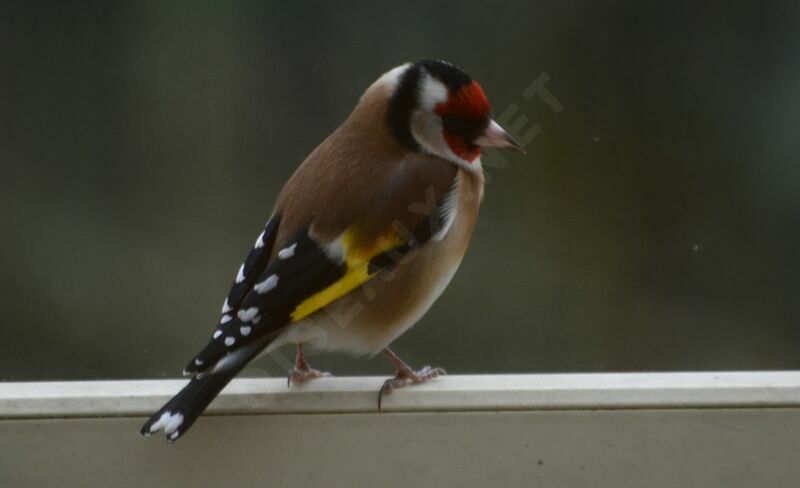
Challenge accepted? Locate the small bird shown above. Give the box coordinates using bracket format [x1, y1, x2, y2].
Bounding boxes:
[141, 59, 522, 442]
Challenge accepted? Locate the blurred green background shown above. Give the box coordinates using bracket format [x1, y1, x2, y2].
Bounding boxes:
[2, 1, 799, 380]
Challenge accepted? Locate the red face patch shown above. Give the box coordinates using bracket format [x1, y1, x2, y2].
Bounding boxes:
[435, 81, 491, 120]
[435, 81, 492, 162]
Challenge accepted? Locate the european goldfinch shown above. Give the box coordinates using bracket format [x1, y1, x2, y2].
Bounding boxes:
[141, 59, 522, 442]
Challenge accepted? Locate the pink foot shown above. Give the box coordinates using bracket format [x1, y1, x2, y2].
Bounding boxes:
[378, 365, 446, 410]
[287, 366, 332, 387]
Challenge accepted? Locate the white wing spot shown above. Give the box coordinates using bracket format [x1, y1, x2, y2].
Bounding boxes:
[150, 411, 184, 435]
[254, 274, 279, 294]
[194, 358, 204, 366]
[220, 314, 232, 325]
[213, 330, 222, 339]
[322, 235, 346, 263]
[254, 230, 265, 249]
[164, 413, 184, 435]
[169, 431, 180, 440]
[221, 299, 232, 314]
[149, 411, 170, 433]
[253, 315, 262, 325]
[235, 264, 246, 284]
[240, 325, 252, 336]
[224, 336, 236, 346]
[433, 177, 460, 242]
[237, 307, 259, 323]
[278, 243, 297, 259]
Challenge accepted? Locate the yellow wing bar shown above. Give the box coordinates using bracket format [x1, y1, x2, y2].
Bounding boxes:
[290, 227, 404, 322]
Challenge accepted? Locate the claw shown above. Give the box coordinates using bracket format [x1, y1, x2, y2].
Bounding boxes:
[288, 367, 331, 387]
[377, 355, 446, 410]
[287, 343, 331, 388]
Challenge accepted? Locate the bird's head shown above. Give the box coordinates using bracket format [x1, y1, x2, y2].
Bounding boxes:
[375, 59, 523, 170]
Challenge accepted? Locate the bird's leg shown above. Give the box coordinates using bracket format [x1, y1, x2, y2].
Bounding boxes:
[287, 343, 331, 387]
[378, 348, 446, 409]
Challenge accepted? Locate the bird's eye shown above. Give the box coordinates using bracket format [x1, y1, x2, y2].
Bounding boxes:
[441, 114, 488, 143]
[441, 114, 470, 133]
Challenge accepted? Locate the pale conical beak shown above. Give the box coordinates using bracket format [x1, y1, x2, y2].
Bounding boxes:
[474, 119, 525, 153]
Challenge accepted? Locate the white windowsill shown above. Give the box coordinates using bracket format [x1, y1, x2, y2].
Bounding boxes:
[2, 371, 800, 418]
[2, 372, 799, 487]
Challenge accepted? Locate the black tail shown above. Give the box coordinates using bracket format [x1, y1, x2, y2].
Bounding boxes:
[140, 344, 263, 442]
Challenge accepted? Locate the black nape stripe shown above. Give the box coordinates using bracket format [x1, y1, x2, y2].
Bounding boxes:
[386, 63, 422, 151]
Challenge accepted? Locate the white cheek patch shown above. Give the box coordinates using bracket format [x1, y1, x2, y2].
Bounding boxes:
[418, 76, 448, 111]
[411, 109, 450, 159]
[410, 75, 464, 164]
[409, 73, 484, 172]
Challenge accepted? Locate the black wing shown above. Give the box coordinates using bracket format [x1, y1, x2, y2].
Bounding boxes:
[183, 226, 347, 376]
[182, 214, 281, 376]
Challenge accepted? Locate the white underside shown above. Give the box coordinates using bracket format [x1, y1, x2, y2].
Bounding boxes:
[264, 255, 462, 358]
